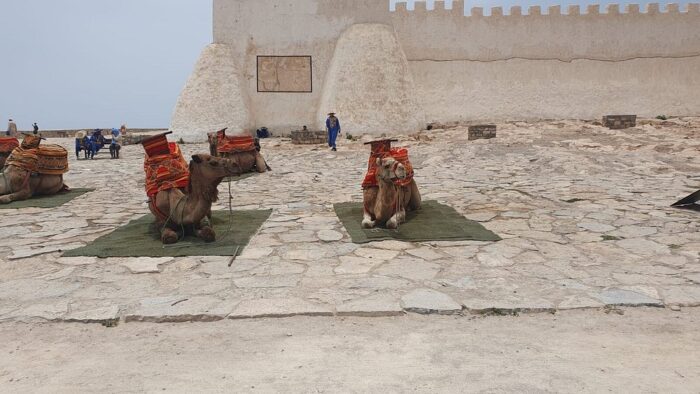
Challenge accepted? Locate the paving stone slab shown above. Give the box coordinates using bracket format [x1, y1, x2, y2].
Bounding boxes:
[336, 294, 404, 317]
[229, 298, 333, 319]
[401, 289, 462, 315]
[125, 296, 237, 323]
[593, 289, 663, 307]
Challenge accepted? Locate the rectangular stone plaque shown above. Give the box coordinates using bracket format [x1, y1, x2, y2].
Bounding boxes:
[257, 56, 312, 93]
[603, 115, 636, 129]
[468, 125, 497, 141]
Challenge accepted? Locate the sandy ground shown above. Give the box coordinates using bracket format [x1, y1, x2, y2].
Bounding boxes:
[1, 308, 699, 393]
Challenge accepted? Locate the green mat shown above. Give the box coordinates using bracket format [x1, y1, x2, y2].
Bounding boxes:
[0, 188, 93, 209]
[334, 200, 501, 244]
[62, 209, 272, 258]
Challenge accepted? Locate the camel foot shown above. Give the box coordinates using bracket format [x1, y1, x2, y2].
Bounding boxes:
[0, 195, 12, 204]
[386, 215, 399, 229]
[161, 228, 178, 244]
[198, 226, 216, 243]
[361, 218, 375, 229]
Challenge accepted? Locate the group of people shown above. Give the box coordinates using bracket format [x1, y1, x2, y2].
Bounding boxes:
[5, 119, 39, 136]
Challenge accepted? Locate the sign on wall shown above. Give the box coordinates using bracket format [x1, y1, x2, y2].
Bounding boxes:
[257, 56, 312, 93]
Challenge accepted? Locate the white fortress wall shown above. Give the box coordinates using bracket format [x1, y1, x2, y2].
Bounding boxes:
[393, 1, 700, 121]
[208, 0, 700, 134]
[213, 0, 393, 132]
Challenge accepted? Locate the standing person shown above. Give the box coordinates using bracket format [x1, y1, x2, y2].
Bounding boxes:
[32, 123, 39, 134]
[6, 119, 17, 136]
[325, 112, 341, 151]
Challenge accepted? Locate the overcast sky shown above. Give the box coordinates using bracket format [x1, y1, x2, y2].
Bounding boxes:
[0, 0, 689, 130]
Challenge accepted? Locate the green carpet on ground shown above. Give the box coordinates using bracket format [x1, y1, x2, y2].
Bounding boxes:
[62, 209, 272, 258]
[334, 200, 501, 244]
[0, 188, 93, 209]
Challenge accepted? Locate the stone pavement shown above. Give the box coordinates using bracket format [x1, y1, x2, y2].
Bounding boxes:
[0, 118, 699, 324]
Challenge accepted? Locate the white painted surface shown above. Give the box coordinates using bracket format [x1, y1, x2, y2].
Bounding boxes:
[170, 44, 251, 142]
[170, 0, 700, 139]
[317, 24, 424, 135]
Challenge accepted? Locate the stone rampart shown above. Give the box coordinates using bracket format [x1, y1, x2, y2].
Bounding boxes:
[169, 0, 700, 139]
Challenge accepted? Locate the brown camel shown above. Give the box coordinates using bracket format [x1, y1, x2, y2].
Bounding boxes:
[0, 162, 66, 204]
[150, 154, 242, 244]
[362, 156, 421, 229]
[0, 136, 67, 204]
[208, 129, 269, 173]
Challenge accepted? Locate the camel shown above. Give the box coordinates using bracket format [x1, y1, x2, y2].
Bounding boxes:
[0, 135, 68, 204]
[150, 154, 242, 244]
[0, 157, 66, 204]
[362, 156, 421, 229]
[208, 129, 269, 173]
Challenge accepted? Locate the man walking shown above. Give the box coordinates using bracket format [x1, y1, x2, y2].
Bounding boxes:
[32, 123, 39, 134]
[6, 119, 17, 136]
[326, 112, 341, 151]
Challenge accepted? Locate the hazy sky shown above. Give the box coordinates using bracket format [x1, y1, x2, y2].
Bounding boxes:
[0, 0, 689, 130]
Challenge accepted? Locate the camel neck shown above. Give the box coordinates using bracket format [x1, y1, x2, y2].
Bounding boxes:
[187, 167, 220, 205]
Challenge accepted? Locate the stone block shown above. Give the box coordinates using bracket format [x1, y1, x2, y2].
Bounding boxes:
[401, 289, 462, 315]
[603, 115, 637, 129]
[290, 130, 327, 145]
[468, 124, 497, 141]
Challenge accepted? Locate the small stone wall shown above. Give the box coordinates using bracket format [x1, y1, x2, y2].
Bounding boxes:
[291, 130, 327, 145]
[468, 125, 497, 141]
[603, 115, 637, 129]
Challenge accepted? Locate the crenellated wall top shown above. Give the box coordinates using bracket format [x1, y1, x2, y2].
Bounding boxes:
[393, 1, 699, 17]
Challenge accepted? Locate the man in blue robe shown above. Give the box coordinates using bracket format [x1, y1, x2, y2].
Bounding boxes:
[326, 112, 341, 151]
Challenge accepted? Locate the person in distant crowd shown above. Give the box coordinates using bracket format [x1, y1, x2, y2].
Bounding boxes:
[7, 119, 17, 136]
[120, 124, 127, 135]
[32, 122, 39, 134]
[325, 112, 341, 151]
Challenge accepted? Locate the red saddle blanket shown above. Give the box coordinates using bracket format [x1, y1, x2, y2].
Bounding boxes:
[362, 146, 414, 189]
[217, 131, 256, 154]
[144, 142, 190, 198]
[0, 137, 19, 154]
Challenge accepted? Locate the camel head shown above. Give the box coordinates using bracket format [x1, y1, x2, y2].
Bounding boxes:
[375, 157, 407, 183]
[190, 154, 242, 179]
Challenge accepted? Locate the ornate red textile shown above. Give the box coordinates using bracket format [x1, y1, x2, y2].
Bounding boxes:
[20, 134, 42, 150]
[142, 133, 172, 157]
[144, 142, 190, 198]
[36, 144, 69, 175]
[6, 147, 39, 172]
[361, 143, 414, 189]
[0, 137, 19, 154]
[216, 130, 256, 154]
[361, 140, 393, 189]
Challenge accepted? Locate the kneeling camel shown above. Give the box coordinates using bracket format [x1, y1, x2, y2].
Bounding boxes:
[150, 154, 242, 244]
[362, 156, 421, 229]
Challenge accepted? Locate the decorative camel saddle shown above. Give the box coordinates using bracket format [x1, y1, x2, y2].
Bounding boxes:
[0, 137, 20, 167]
[141, 132, 190, 199]
[214, 128, 257, 154]
[5, 135, 69, 175]
[361, 139, 414, 189]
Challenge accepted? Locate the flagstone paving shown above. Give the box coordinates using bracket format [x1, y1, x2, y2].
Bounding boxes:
[1, 118, 699, 324]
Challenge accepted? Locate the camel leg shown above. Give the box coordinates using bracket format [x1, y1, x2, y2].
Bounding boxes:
[386, 213, 400, 230]
[161, 227, 179, 244]
[408, 181, 422, 211]
[361, 210, 376, 229]
[255, 153, 268, 173]
[196, 225, 216, 243]
[0, 188, 32, 204]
